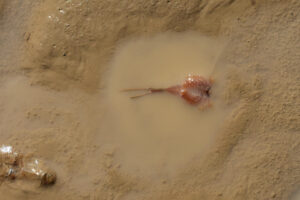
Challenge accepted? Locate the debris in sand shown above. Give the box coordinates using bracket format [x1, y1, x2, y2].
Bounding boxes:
[0, 145, 56, 186]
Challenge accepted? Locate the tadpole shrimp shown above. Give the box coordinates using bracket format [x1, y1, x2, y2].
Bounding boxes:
[122, 74, 213, 108]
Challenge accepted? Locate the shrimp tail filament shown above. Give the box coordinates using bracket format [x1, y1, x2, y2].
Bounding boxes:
[121, 88, 165, 99]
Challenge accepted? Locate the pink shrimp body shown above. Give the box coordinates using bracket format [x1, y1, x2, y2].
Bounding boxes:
[167, 75, 212, 104]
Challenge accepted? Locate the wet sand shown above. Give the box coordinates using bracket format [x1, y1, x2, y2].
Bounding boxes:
[0, 0, 299, 199]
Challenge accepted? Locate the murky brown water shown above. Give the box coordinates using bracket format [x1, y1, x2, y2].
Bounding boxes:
[291, 190, 300, 200]
[101, 33, 229, 178]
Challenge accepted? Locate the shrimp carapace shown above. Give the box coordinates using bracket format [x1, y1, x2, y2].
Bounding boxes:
[122, 75, 213, 105]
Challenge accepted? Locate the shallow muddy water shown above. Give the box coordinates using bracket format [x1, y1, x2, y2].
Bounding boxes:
[101, 34, 229, 178]
[291, 190, 300, 200]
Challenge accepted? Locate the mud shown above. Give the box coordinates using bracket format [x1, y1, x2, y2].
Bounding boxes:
[0, 0, 299, 200]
